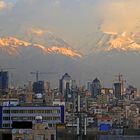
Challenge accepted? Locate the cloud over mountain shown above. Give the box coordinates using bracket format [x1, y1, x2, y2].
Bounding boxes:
[0, 0, 14, 12]
[0, 1, 6, 10]
[98, 0, 140, 35]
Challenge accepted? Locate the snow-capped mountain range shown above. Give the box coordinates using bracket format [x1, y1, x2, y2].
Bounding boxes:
[1, 28, 140, 88]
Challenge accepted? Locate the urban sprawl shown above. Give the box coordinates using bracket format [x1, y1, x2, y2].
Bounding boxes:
[0, 71, 140, 140]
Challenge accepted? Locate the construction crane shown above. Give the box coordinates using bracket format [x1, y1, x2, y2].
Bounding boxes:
[30, 71, 57, 82]
[0, 67, 15, 72]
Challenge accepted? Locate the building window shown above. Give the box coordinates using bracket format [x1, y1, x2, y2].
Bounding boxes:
[47, 110, 52, 114]
[46, 117, 52, 120]
[52, 109, 60, 114]
[3, 117, 10, 120]
[53, 117, 60, 121]
[3, 123, 10, 128]
[28, 110, 34, 113]
[57, 110, 60, 114]
[48, 124, 53, 128]
[3, 110, 10, 114]
[51, 134, 54, 140]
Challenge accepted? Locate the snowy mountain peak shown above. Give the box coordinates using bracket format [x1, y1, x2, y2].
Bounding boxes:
[96, 31, 140, 53]
[0, 37, 82, 58]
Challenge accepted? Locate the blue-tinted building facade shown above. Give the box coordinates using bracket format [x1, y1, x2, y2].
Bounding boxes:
[0, 71, 8, 92]
[114, 82, 122, 100]
[91, 78, 101, 98]
[33, 81, 44, 94]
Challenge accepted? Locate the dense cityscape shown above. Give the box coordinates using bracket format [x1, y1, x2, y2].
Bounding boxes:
[0, 71, 140, 140]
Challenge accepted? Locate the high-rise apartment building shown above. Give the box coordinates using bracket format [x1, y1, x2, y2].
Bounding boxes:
[33, 81, 45, 94]
[59, 73, 73, 101]
[91, 78, 101, 98]
[114, 82, 122, 100]
[0, 71, 9, 93]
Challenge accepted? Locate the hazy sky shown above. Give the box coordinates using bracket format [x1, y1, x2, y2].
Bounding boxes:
[0, 0, 140, 46]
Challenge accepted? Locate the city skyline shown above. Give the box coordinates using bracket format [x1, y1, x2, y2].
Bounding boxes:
[0, 1, 140, 140]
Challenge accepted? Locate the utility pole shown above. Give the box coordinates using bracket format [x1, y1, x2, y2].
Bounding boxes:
[72, 87, 76, 140]
[76, 93, 80, 140]
[76, 93, 87, 140]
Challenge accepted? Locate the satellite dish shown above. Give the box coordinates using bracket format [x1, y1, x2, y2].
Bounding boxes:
[19, 129, 24, 134]
[35, 116, 43, 123]
[12, 129, 17, 134]
[36, 93, 43, 99]
[35, 116, 43, 120]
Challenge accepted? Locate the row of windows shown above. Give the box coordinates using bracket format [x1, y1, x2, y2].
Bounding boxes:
[3, 123, 10, 127]
[43, 116, 61, 121]
[3, 109, 61, 114]
[3, 117, 10, 120]
[2, 123, 56, 128]
[3, 116, 61, 121]
[48, 124, 56, 128]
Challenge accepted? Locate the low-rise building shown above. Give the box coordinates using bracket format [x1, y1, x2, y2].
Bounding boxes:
[12, 122, 56, 140]
[0, 105, 64, 129]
